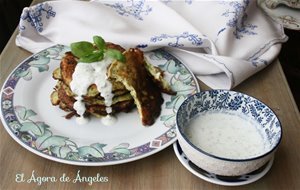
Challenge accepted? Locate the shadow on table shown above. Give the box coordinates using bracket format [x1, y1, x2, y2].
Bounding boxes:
[279, 29, 300, 110]
[0, 0, 31, 54]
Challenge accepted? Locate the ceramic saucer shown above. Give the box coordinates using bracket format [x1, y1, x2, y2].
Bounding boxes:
[173, 141, 274, 186]
[258, 0, 300, 30]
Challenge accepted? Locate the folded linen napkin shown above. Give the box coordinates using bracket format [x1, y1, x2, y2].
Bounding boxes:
[16, 0, 288, 89]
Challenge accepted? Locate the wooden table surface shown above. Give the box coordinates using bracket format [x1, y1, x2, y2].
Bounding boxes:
[1, 2, 300, 190]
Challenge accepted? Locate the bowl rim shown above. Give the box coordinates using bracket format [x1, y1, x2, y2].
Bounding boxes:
[176, 89, 283, 162]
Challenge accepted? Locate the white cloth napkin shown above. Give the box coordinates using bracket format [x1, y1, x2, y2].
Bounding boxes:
[16, 0, 288, 89]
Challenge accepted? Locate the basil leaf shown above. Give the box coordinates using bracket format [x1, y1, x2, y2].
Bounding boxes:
[70, 41, 95, 58]
[79, 52, 104, 63]
[106, 49, 126, 62]
[93, 36, 106, 50]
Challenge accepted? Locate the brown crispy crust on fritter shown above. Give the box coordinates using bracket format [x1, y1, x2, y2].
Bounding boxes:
[86, 100, 135, 117]
[55, 81, 134, 117]
[106, 42, 126, 53]
[144, 62, 176, 95]
[60, 52, 77, 86]
[57, 78, 129, 99]
[108, 48, 164, 126]
[57, 82, 75, 111]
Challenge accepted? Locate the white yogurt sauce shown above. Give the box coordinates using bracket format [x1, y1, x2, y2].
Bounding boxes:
[70, 55, 116, 126]
[101, 114, 117, 126]
[185, 112, 269, 159]
[75, 116, 89, 125]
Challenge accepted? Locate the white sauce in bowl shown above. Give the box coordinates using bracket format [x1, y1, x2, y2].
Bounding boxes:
[185, 112, 269, 159]
[70, 55, 116, 126]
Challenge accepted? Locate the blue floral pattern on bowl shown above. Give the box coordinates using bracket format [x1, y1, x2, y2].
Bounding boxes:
[177, 90, 282, 160]
[175, 90, 282, 176]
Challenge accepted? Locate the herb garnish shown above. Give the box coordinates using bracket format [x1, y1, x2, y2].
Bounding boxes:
[70, 36, 126, 63]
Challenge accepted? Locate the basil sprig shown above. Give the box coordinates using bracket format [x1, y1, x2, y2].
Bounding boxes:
[70, 36, 126, 63]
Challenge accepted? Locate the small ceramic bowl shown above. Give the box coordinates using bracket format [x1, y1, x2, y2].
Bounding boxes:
[176, 90, 282, 176]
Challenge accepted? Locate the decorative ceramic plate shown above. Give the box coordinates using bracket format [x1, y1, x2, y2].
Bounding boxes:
[173, 141, 274, 186]
[258, 0, 300, 30]
[0, 45, 199, 166]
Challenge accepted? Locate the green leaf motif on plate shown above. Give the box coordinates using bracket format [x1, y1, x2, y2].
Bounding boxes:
[51, 145, 73, 158]
[35, 129, 52, 146]
[19, 121, 49, 136]
[37, 135, 68, 150]
[13, 105, 133, 161]
[15, 106, 37, 121]
[15, 68, 32, 81]
[149, 50, 198, 128]
[65, 152, 80, 161]
[165, 95, 186, 110]
[158, 60, 181, 74]
[77, 143, 106, 158]
[30, 64, 49, 72]
[15, 45, 69, 81]
[110, 143, 131, 155]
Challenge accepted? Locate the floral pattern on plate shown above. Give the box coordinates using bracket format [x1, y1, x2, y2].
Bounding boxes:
[0, 45, 199, 165]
